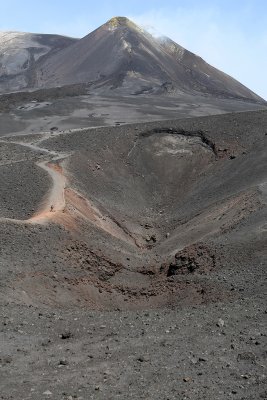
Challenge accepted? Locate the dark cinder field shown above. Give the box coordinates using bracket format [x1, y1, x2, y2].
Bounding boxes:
[0, 106, 266, 399]
[0, 90, 265, 137]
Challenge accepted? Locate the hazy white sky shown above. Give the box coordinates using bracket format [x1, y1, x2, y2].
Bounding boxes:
[1, 0, 266, 99]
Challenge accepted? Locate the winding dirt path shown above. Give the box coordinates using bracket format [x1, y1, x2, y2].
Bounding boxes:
[0, 137, 68, 224]
[29, 160, 67, 223]
[0, 137, 142, 247]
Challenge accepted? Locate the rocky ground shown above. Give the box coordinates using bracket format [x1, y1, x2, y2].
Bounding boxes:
[0, 89, 265, 137]
[0, 107, 266, 399]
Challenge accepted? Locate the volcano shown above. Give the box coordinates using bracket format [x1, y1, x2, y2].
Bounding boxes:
[35, 17, 263, 101]
[0, 17, 265, 103]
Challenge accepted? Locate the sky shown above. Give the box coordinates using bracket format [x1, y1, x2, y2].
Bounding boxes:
[1, 0, 266, 99]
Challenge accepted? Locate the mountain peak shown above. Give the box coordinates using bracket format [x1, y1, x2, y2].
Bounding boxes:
[107, 16, 130, 26]
[106, 16, 139, 31]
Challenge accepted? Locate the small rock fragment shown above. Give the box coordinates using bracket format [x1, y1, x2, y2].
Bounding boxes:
[59, 359, 68, 365]
[183, 377, 191, 382]
[60, 331, 72, 339]
[217, 318, 225, 328]
[43, 390, 52, 396]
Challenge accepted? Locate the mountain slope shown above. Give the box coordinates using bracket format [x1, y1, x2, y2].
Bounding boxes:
[158, 36, 263, 100]
[0, 31, 77, 93]
[34, 17, 264, 102]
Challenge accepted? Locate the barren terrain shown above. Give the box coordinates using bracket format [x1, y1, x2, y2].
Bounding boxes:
[1, 14, 266, 400]
[0, 107, 266, 399]
[0, 90, 265, 138]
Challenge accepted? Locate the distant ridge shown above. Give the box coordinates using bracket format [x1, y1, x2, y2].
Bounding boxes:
[0, 31, 77, 93]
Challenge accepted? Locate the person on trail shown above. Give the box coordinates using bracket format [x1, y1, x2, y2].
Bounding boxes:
[50, 205, 54, 212]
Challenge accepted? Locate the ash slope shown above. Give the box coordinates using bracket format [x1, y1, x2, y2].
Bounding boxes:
[0, 31, 77, 93]
[35, 17, 264, 102]
[0, 110, 266, 399]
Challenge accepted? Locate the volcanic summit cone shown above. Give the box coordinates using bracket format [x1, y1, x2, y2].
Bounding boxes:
[34, 17, 263, 101]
